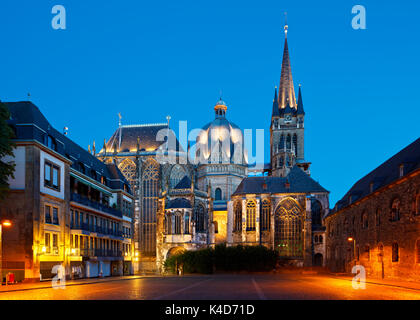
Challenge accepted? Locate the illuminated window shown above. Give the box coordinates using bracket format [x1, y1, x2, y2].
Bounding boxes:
[233, 202, 242, 232]
[141, 159, 159, 255]
[261, 199, 270, 231]
[246, 200, 256, 231]
[275, 198, 303, 258]
[392, 243, 399, 262]
[119, 158, 137, 192]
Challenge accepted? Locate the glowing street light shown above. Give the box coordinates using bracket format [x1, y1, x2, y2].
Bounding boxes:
[0, 220, 13, 286]
[347, 237, 357, 266]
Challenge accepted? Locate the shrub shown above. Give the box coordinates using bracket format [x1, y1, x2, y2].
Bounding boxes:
[164, 244, 278, 274]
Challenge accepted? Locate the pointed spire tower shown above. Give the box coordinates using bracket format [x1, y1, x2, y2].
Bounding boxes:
[278, 16, 297, 109]
[270, 15, 310, 177]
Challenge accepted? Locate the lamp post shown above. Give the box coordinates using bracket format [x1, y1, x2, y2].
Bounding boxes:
[0, 220, 12, 286]
[347, 237, 357, 267]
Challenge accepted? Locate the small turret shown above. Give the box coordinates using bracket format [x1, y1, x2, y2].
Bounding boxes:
[297, 85, 305, 115]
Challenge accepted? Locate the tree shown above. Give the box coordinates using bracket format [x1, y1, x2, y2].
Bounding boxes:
[0, 101, 15, 200]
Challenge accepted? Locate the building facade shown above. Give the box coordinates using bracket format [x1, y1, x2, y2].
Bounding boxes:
[325, 138, 420, 280]
[0, 102, 135, 282]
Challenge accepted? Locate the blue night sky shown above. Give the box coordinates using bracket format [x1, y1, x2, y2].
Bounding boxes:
[0, 0, 419, 206]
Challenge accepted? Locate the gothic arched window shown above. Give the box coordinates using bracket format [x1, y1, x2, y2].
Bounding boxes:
[169, 165, 186, 189]
[118, 158, 137, 191]
[215, 188, 222, 201]
[361, 211, 369, 229]
[234, 201, 242, 232]
[311, 199, 322, 226]
[286, 134, 291, 150]
[141, 159, 159, 255]
[293, 134, 297, 156]
[279, 135, 285, 150]
[246, 200, 256, 231]
[391, 198, 401, 222]
[184, 212, 190, 234]
[261, 199, 270, 231]
[195, 204, 206, 232]
[275, 198, 303, 258]
[375, 208, 381, 226]
[174, 212, 182, 234]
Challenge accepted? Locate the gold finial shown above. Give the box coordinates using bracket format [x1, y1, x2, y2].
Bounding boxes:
[284, 12, 288, 35]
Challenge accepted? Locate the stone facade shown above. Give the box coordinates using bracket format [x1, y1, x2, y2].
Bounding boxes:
[0, 102, 135, 282]
[325, 156, 420, 280]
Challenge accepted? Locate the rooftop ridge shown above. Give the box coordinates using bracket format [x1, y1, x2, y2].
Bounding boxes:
[120, 123, 168, 128]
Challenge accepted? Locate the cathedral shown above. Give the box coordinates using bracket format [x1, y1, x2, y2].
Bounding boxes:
[96, 23, 329, 272]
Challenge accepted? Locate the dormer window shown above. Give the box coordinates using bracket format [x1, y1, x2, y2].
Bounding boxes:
[79, 162, 85, 174]
[369, 182, 374, 193]
[46, 135, 57, 151]
[399, 164, 404, 178]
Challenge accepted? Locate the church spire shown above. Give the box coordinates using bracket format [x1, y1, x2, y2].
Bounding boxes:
[271, 86, 279, 118]
[278, 16, 296, 109]
[297, 84, 305, 115]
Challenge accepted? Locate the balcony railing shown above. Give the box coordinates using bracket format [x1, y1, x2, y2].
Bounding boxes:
[70, 222, 123, 237]
[70, 193, 122, 218]
[79, 249, 123, 257]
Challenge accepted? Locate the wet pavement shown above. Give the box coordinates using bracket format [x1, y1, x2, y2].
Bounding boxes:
[1, 273, 420, 300]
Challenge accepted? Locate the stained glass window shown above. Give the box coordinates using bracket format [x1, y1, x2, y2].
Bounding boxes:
[275, 198, 303, 258]
[141, 159, 159, 256]
[118, 158, 137, 192]
[246, 200, 256, 231]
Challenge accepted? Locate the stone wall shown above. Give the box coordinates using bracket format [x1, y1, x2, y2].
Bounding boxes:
[325, 171, 420, 281]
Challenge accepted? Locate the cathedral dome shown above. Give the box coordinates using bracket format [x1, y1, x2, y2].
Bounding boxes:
[195, 99, 246, 165]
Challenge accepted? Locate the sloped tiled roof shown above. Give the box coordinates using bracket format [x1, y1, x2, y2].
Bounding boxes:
[5, 101, 131, 193]
[174, 176, 191, 189]
[233, 166, 328, 195]
[103, 124, 182, 153]
[166, 198, 192, 209]
[330, 137, 420, 215]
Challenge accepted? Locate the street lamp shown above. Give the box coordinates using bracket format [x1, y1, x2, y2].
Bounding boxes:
[347, 237, 357, 266]
[0, 220, 13, 286]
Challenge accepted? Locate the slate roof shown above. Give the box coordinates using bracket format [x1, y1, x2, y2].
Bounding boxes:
[174, 176, 191, 189]
[232, 166, 328, 195]
[330, 137, 420, 215]
[103, 124, 182, 153]
[5, 101, 131, 193]
[166, 198, 192, 209]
